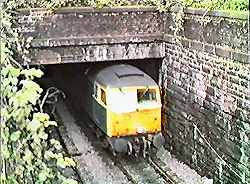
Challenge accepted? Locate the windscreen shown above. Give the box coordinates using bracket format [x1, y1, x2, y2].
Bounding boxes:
[137, 89, 157, 104]
[107, 88, 160, 114]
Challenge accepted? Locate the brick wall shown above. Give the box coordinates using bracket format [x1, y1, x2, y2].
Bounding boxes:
[161, 8, 249, 184]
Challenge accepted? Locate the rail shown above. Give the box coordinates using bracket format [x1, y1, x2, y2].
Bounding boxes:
[148, 157, 178, 184]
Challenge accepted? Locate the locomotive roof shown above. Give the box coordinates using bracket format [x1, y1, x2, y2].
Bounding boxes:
[87, 64, 157, 88]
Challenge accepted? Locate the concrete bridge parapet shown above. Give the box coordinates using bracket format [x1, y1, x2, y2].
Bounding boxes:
[17, 6, 248, 65]
[17, 7, 165, 64]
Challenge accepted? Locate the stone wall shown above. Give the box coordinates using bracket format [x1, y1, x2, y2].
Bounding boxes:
[161, 8, 249, 184]
[17, 7, 164, 64]
[164, 7, 248, 53]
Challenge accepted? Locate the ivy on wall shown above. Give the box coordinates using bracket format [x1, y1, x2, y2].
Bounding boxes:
[3, 0, 249, 11]
[180, 0, 249, 11]
[142, 0, 249, 11]
[1, 2, 77, 184]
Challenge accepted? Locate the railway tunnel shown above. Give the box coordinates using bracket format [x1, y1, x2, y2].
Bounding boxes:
[18, 6, 249, 184]
[38, 58, 163, 117]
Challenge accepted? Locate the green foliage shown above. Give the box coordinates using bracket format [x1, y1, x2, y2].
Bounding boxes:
[1, 1, 78, 183]
[1, 0, 128, 10]
[89, 0, 129, 8]
[184, 0, 249, 11]
[142, 0, 249, 11]
[1, 0, 88, 10]
[169, 7, 185, 46]
[3, 0, 248, 11]
[235, 120, 249, 183]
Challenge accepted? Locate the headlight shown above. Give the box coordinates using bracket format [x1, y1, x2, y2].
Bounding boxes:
[137, 127, 144, 134]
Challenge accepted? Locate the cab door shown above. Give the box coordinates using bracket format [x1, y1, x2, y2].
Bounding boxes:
[92, 82, 107, 133]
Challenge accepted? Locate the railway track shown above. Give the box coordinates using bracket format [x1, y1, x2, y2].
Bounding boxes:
[55, 98, 181, 184]
[105, 152, 138, 184]
[39, 65, 204, 184]
[55, 99, 134, 183]
[148, 157, 178, 184]
[41, 74, 182, 183]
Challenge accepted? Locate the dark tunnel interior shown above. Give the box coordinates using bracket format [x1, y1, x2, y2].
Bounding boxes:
[36, 58, 163, 101]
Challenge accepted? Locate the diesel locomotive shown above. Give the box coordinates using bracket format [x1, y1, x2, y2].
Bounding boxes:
[82, 64, 165, 156]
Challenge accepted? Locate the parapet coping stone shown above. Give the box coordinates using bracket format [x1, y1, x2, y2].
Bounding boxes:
[163, 34, 249, 64]
[17, 6, 158, 15]
[17, 6, 248, 20]
[170, 6, 248, 20]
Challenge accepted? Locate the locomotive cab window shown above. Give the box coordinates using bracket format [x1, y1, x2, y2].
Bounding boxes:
[137, 89, 157, 104]
[101, 88, 107, 105]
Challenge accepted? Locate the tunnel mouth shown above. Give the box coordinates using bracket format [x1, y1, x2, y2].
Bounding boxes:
[36, 58, 164, 152]
[36, 58, 163, 86]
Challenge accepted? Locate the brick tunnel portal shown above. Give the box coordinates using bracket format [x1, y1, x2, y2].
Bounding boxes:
[20, 6, 248, 183]
[37, 58, 164, 114]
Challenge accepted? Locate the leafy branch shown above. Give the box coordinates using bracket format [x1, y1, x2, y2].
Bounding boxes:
[40, 87, 66, 113]
[1, 2, 78, 184]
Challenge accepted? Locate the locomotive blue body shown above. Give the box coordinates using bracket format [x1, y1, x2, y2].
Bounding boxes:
[82, 64, 165, 155]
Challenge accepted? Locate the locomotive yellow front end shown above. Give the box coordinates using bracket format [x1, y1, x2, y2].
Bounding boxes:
[106, 86, 162, 137]
[85, 64, 165, 155]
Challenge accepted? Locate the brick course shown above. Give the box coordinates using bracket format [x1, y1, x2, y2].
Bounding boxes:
[161, 42, 249, 183]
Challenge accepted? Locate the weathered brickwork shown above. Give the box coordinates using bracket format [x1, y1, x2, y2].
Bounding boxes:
[164, 7, 248, 53]
[160, 8, 249, 183]
[18, 7, 163, 40]
[161, 42, 249, 183]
